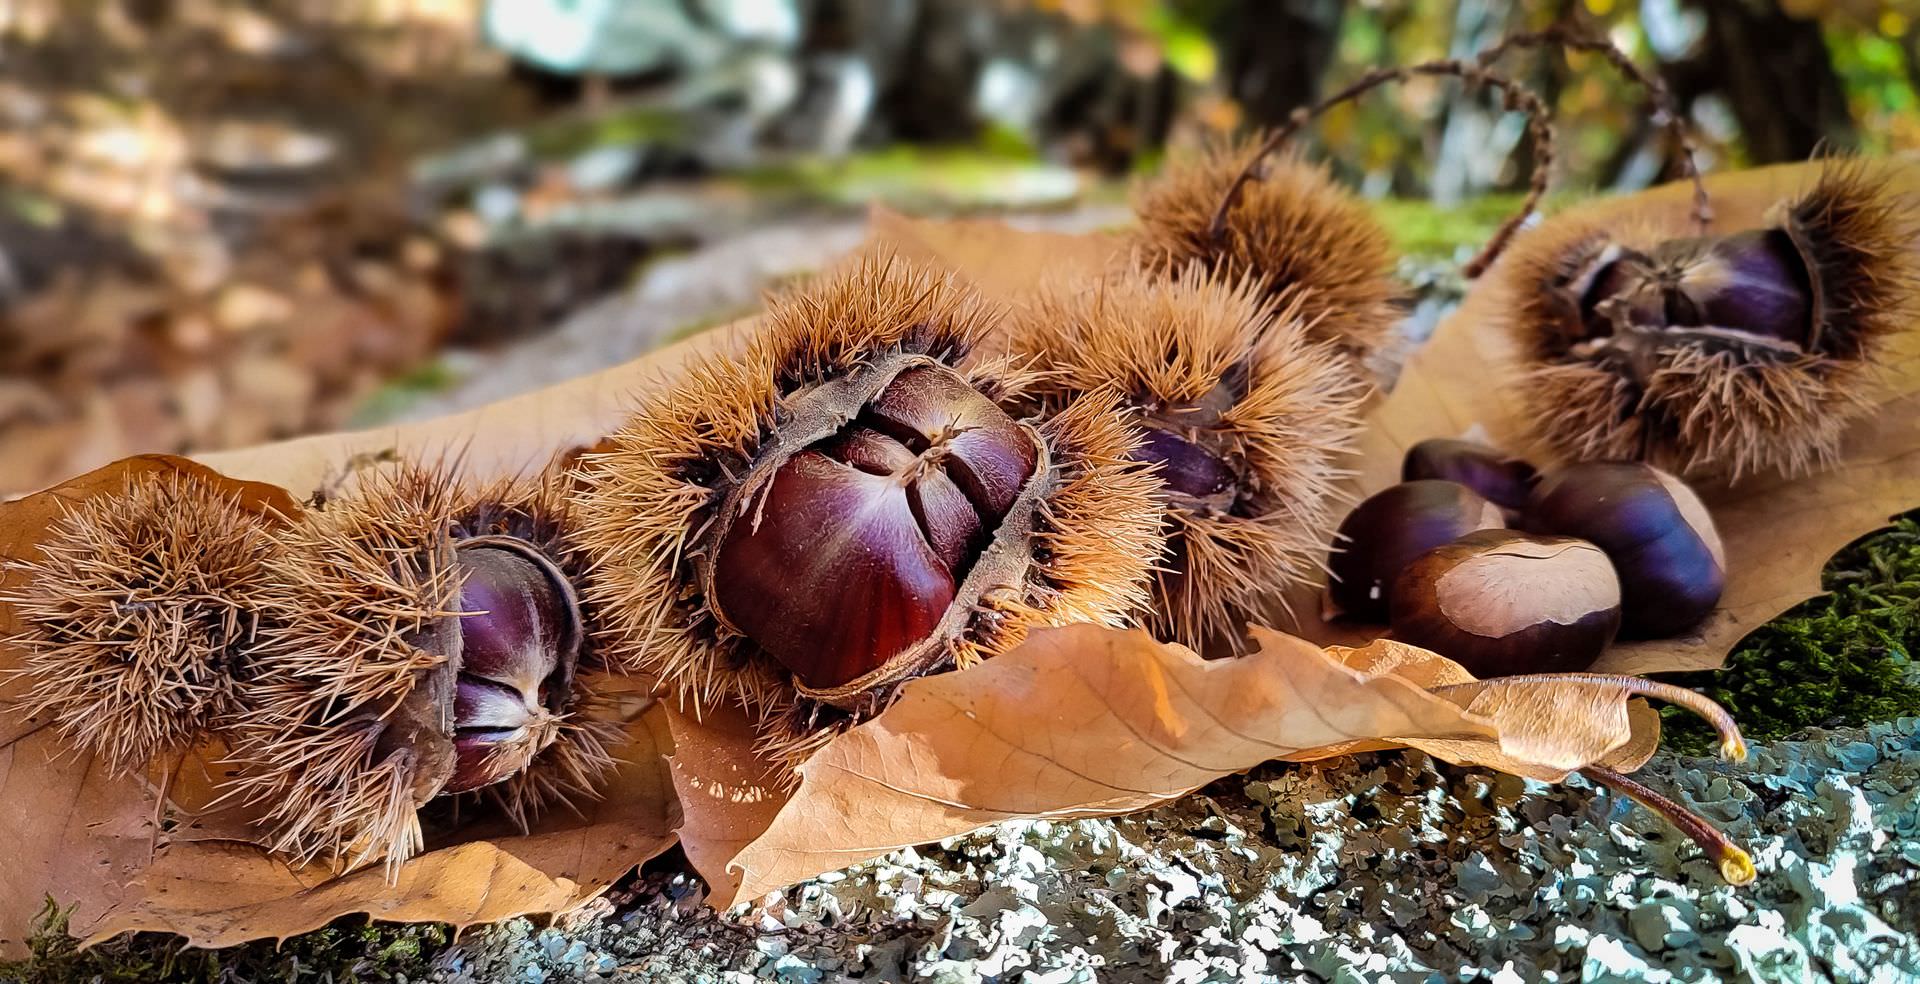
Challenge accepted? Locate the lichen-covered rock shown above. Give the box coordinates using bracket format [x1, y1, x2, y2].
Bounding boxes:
[436, 719, 1920, 982]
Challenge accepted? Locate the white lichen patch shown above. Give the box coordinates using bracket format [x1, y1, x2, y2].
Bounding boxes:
[436, 719, 1920, 983]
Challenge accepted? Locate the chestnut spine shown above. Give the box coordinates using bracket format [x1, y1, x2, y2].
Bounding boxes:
[4, 471, 283, 775]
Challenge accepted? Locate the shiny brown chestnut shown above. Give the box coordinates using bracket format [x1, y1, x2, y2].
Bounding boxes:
[445, 537, 582, 794]
[1401, 438, 1539, 512]
[1390, 529, 1622, 678]
[1326, 480, 1505, 622]
[711, 364, 1039, 692]
[1526, 461, 1725, 638]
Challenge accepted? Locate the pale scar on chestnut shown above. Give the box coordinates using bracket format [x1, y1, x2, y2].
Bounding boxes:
[709, 362, 1041, 693]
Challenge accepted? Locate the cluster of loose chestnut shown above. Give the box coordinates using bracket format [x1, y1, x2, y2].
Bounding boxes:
[1328, 438, 1725, 678]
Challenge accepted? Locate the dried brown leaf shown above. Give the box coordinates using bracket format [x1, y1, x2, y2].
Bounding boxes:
[663, 703, 787, 910]
[722, 625, 1676, 903]
[865, 204, 1123, 305]
[75, 698, 675, 951]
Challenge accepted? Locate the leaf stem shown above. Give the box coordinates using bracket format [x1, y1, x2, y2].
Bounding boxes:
[1432, 672, 1747, 761]
[1580, 763, 1756, 885]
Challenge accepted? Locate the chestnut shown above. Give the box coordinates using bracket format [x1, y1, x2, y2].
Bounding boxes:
[445, 537, 581, 794]
[1400, 438, 1539, 511]
[1389, 529, 1622, 678]
[1326, 480, 1505, 622]
[1526, 461, 1725, 638]
[710, 364, 1040, 692]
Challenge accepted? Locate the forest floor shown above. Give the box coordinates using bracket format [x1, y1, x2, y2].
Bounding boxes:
[7, 203, 1918, 984]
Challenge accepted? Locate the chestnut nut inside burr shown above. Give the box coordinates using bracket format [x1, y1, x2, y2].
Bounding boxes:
[1401, 438, 1539, 512]
[711, 364, 1040, 692]
[1575, 229, 1814, 351]
[1327, 479, 1505, 622]
[1389, 529, 1622, 679]
[1526, 461, 1725, 638]
[445, 538, 582, 794]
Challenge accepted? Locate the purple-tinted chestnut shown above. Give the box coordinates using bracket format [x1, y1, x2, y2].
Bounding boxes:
[1390, 529, 1622, 678]
[444, 537, 583, 794]
[1326, 480, 1505, 622]
[1526, 461, 1725, 638]
[1401, 438, 1539, 512]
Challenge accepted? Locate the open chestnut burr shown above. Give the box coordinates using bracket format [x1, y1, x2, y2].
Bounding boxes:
[223, 469, 606, 872]
[1005, 267, 1366, 651]
[574, 253, 1165, 764]
[1503, 163, 1920, 479]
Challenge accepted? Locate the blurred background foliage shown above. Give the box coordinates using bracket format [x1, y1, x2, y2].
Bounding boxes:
[0, 0, 1916, 495]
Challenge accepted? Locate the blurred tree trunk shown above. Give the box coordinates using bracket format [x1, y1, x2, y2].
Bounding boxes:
[1205, 0, 1343, 128]
[1668, 0, 1854, 162]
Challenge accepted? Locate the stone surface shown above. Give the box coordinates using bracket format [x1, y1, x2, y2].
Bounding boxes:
[435, 720, 1920, 983]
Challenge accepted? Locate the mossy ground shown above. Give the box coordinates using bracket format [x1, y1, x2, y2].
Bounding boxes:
[1659, 511, 1920, 755]
[3, 902, 449, 983]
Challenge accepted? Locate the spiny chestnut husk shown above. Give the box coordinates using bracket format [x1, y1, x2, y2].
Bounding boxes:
[1131, 140, 1401, 369]
[1007, 266, 1365, 649]
[1505, 162, 1920, 478]
[1326, 480, 1505, 623]
[5, 471, 282, 775]
[1401, 438, 1538, 513]
[574, 254, 1164, 762]
[226, 467, 602, 870]
[1526, 461, 1725, 639]
[1390, 529, 1622, 679]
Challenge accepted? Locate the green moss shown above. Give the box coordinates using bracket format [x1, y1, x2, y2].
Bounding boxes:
[2, 901, 452, 983]
[732, 144, 1082, 212]
[347, 358, 461, 428]
[522, 103, 685, 160]
[1659, 511, 1920, 755]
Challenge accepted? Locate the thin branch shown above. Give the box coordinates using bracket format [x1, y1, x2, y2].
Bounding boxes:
[1206, 60, 1556, 279]
[1477, 22, 1713, 233]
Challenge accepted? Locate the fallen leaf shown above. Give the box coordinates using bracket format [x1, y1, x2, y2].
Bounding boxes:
[865, 204, 1124, 305]
[724, 625, 1677, 903]
[662, 703, 788, 910]
[1280, 158, 1920, 674]
[76, 699, 676, 951]
[190, 320, 751, 503]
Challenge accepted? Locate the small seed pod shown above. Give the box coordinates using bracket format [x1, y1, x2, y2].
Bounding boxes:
[1326, 480, 1505, 623]
[1526, 461, 1725, 639]
[5, 471, 282, 775]
[227, 467, 601, 870]
[1131, 140, 1401, 369]
[1401, 438, 1538, 513]
[1006, 266, 1365, 650]
[1504, 162, 1920, 478]
[574, 254, 1165, 765]
[1390, 529, 1622, 678]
